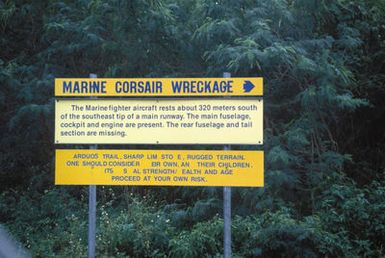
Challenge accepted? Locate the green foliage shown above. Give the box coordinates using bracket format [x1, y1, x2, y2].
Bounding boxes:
[97, 197, 173, 257]
[319, 179, 385, 256]
[0, 188, 88, 257]
[170, 217, 223, 258]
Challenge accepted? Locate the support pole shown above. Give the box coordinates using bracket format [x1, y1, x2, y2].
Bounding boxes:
[88, 73, 97, 258]
[223, 72, 232, 258]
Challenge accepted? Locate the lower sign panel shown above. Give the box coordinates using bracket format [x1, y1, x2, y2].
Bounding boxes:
[56, 149, 264, 187]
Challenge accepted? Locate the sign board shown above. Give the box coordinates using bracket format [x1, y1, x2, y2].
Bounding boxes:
[55, 98, 263, 144]
[55, 78, 263, 97]
[55, 149, 264, 187]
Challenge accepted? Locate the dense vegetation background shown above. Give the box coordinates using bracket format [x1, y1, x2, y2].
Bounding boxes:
[1, 0, 385, 257]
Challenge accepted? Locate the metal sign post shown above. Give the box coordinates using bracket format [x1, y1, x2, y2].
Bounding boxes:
[88, 73, 97, 258]
[223, 72, 232, 258]
[88, 183, 96, 258]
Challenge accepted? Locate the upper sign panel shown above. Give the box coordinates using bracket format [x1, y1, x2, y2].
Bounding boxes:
[55, 98, 263, 145]
[55, 78, 263, 97]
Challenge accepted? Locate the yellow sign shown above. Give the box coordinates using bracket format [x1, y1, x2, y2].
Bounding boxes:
[55, 149, 264, 187]
[55, 99, 263, 144]
[55, 78, 263, 97]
